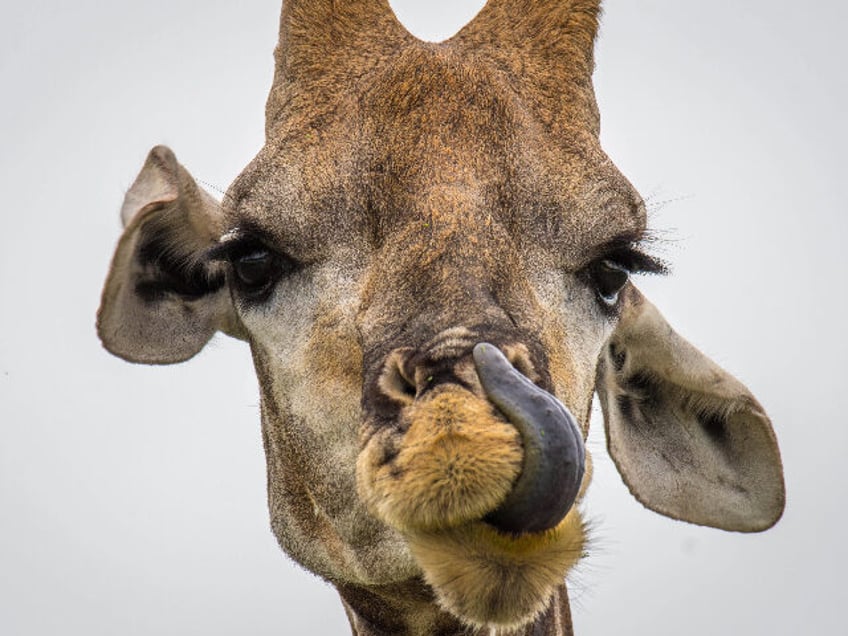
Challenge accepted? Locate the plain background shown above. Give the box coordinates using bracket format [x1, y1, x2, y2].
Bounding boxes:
[1, 1, 845, 633]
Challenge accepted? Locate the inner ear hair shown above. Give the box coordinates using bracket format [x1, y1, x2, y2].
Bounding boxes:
[134, 231, 226, 302]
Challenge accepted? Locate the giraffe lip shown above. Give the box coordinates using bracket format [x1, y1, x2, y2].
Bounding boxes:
[472, 343, 585, 534]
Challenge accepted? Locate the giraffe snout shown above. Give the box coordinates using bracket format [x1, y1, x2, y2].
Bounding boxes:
[358, 334, 585, 536]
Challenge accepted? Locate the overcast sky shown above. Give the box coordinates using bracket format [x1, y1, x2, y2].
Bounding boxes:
[1, 1, 845, 634]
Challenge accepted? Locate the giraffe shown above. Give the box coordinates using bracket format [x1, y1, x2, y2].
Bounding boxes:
[97, 1, 785, 634]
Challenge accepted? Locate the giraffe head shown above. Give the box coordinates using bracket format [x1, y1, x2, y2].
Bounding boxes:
[97, 1, 785, 632]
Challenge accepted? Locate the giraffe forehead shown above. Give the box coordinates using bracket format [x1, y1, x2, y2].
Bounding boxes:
[223, 46, 645, 262]
[224, 141, 645, 271]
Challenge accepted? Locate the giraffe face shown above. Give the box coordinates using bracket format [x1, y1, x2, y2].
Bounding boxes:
[97, 2, 785, 633]
[205, 47, 650, 625]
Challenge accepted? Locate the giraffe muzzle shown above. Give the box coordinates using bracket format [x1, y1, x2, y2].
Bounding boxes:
[473, 342, 585, 534]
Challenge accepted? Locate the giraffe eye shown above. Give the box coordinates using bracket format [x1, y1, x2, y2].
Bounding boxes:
[233, 249, 281, 294]
[581, 243, 667, 309]
[588, 259, 630, 305]
[208, 233, 300, 304]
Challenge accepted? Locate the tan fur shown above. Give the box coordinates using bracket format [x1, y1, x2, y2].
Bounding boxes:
[358, 386, 523, 531]
[406, 511, 584, 630]
[97, 1, 785, 634]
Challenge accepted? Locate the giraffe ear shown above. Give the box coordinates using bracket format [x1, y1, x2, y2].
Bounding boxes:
[97, 146, 243, 365]
[595, 286, 785, 532]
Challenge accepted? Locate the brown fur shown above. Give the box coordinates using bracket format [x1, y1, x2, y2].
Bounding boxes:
[97, 1, 784, 634]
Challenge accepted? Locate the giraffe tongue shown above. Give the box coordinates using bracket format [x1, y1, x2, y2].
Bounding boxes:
[472, 343, 585, 535]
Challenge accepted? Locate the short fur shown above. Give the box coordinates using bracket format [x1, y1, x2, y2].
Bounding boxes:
[97, 1, 784, 634]
[358, 386, 524, 531]
[406, 512, 585, 630]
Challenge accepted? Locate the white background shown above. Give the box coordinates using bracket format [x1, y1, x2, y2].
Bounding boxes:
[1, 1, 845, 634]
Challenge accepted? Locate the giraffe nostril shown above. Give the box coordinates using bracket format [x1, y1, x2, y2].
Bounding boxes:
[377, 349, 417, 405]
[504, 344, 541, 385]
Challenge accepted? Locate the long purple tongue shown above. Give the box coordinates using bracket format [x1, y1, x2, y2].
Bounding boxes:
[473, 343, 585, 534]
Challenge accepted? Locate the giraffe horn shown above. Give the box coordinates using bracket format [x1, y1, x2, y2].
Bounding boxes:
[266, 0, 411, 133]
[450, 0, 603, 135]
[473, 343, 585, 535]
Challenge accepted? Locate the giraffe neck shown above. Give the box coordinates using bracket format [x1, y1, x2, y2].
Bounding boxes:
[337, 580, 573, 636]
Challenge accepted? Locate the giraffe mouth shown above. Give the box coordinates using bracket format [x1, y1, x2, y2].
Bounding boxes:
[473, 342, 586, 535]
[358, 337, 586, 536]
[356, 340, 588, 629]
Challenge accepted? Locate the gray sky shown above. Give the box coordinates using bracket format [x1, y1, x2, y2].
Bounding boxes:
[1, 1, 845, 634]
